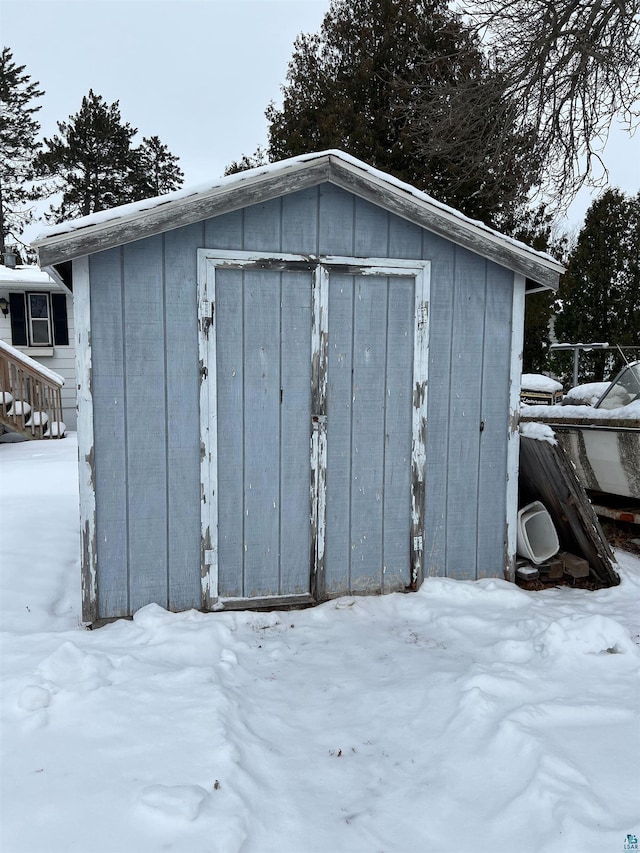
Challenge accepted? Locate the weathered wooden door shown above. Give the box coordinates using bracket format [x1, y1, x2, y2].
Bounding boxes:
[198, 251, 429, 608]
[322, 269, 425, 599]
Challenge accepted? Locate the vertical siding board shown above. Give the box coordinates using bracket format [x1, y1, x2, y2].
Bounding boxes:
[164, 223, 203, 610]
[318, 184, 355, 256]
[280, 271, 313, 594]
[422, 234, 455, 577]
[476, 263, 513, 577]
[382, 276, 414, 591]
[89, 248, 128, 617]
[243, 269, 281, 595]
[353, 197, 389, 258]
[215, 268, 244, 598]
[281, 187, 319, 254]
[325, 272, 354, 595]
[204, 209, 243, 251]
[350, 274, 387, 591]
[243, 198, 282, 253]
[388, 216, 423, 259]
[122, 236, 168, 611]
[445, 248, 486, 579]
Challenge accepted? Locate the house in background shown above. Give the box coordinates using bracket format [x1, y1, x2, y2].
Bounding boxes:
[33, 150, 564, 623]
[0, 262, 77, 430]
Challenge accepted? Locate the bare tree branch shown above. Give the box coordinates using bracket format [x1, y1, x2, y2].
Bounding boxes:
[459, 0, 640, 207]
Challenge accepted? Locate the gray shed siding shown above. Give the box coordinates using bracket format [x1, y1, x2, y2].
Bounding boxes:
[89, 183, 512, 618]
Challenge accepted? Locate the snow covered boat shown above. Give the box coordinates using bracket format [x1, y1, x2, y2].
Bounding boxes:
[521, 361, 640, 501]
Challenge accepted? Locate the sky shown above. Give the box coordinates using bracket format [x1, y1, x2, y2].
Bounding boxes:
[2, 0, 639, 242]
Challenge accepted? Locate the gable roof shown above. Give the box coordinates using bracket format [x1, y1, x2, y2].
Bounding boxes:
[32, 150, 564, 291]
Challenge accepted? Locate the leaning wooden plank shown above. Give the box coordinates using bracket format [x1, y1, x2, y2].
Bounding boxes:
[518, 433, 619, 587]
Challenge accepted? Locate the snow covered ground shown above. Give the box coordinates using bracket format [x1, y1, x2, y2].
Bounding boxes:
[1, 436, 639, 853]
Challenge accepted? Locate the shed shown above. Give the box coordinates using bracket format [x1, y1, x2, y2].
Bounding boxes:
[33, 150, 564, 622]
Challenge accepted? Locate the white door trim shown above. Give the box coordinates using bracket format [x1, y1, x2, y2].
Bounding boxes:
[197, 250, 219, 608]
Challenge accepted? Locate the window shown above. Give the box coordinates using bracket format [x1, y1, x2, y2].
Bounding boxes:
[27, 293, 52, 345]
[8, 292, 69, 348]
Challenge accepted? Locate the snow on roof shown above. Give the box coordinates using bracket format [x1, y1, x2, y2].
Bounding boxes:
[32, 151, 558, 264]
[31, 150, 564, 290]
[0, 264, 57, 286]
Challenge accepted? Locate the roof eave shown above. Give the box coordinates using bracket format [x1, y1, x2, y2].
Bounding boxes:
[33, 155, 333, 269]
[327, 155, 562, 291]
[33, 150, 563, 291]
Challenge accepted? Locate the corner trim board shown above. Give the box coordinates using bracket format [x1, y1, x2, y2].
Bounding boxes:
[73, 255, 98, 622]
[505, 272, 526, 581]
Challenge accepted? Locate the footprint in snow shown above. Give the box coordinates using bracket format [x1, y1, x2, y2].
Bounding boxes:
[18, 684, 51, 711]
[139, 784, 210, 821]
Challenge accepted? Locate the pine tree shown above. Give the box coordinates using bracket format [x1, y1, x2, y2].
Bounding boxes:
[36, 90, 139, 220]
[0, 47, 44, 255]
[36, 91, 184, 222]
[552, 189, 640, 384]
[265, 0, 541, 226]
[134, 135, 184, 198]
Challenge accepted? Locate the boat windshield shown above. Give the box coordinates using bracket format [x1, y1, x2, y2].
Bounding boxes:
[596, 361, 640, 410]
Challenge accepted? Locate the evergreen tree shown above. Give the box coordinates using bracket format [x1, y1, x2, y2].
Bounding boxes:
[224, 146, 268, 176]
[506, 205, 569, 374]
[265, 0, 541, 226]
[36, 91, 184, 222]
[36, 90, 139, 220]
[552, 189, 640, 384]
[134, 135, 184, 197]
[0, 47, 44, 255]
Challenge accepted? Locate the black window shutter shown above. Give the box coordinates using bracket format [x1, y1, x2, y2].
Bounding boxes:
[9, 293, 28, 346]
[51, 293, 69, 346]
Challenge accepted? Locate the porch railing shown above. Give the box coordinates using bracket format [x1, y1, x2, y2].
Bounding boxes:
[0, 339, 65, 439]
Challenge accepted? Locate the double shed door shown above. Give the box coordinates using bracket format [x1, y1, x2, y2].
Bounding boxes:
[198, 251, 429, 607]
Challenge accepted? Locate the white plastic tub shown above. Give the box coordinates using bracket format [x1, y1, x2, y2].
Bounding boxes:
[516, 501, 559, 564]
